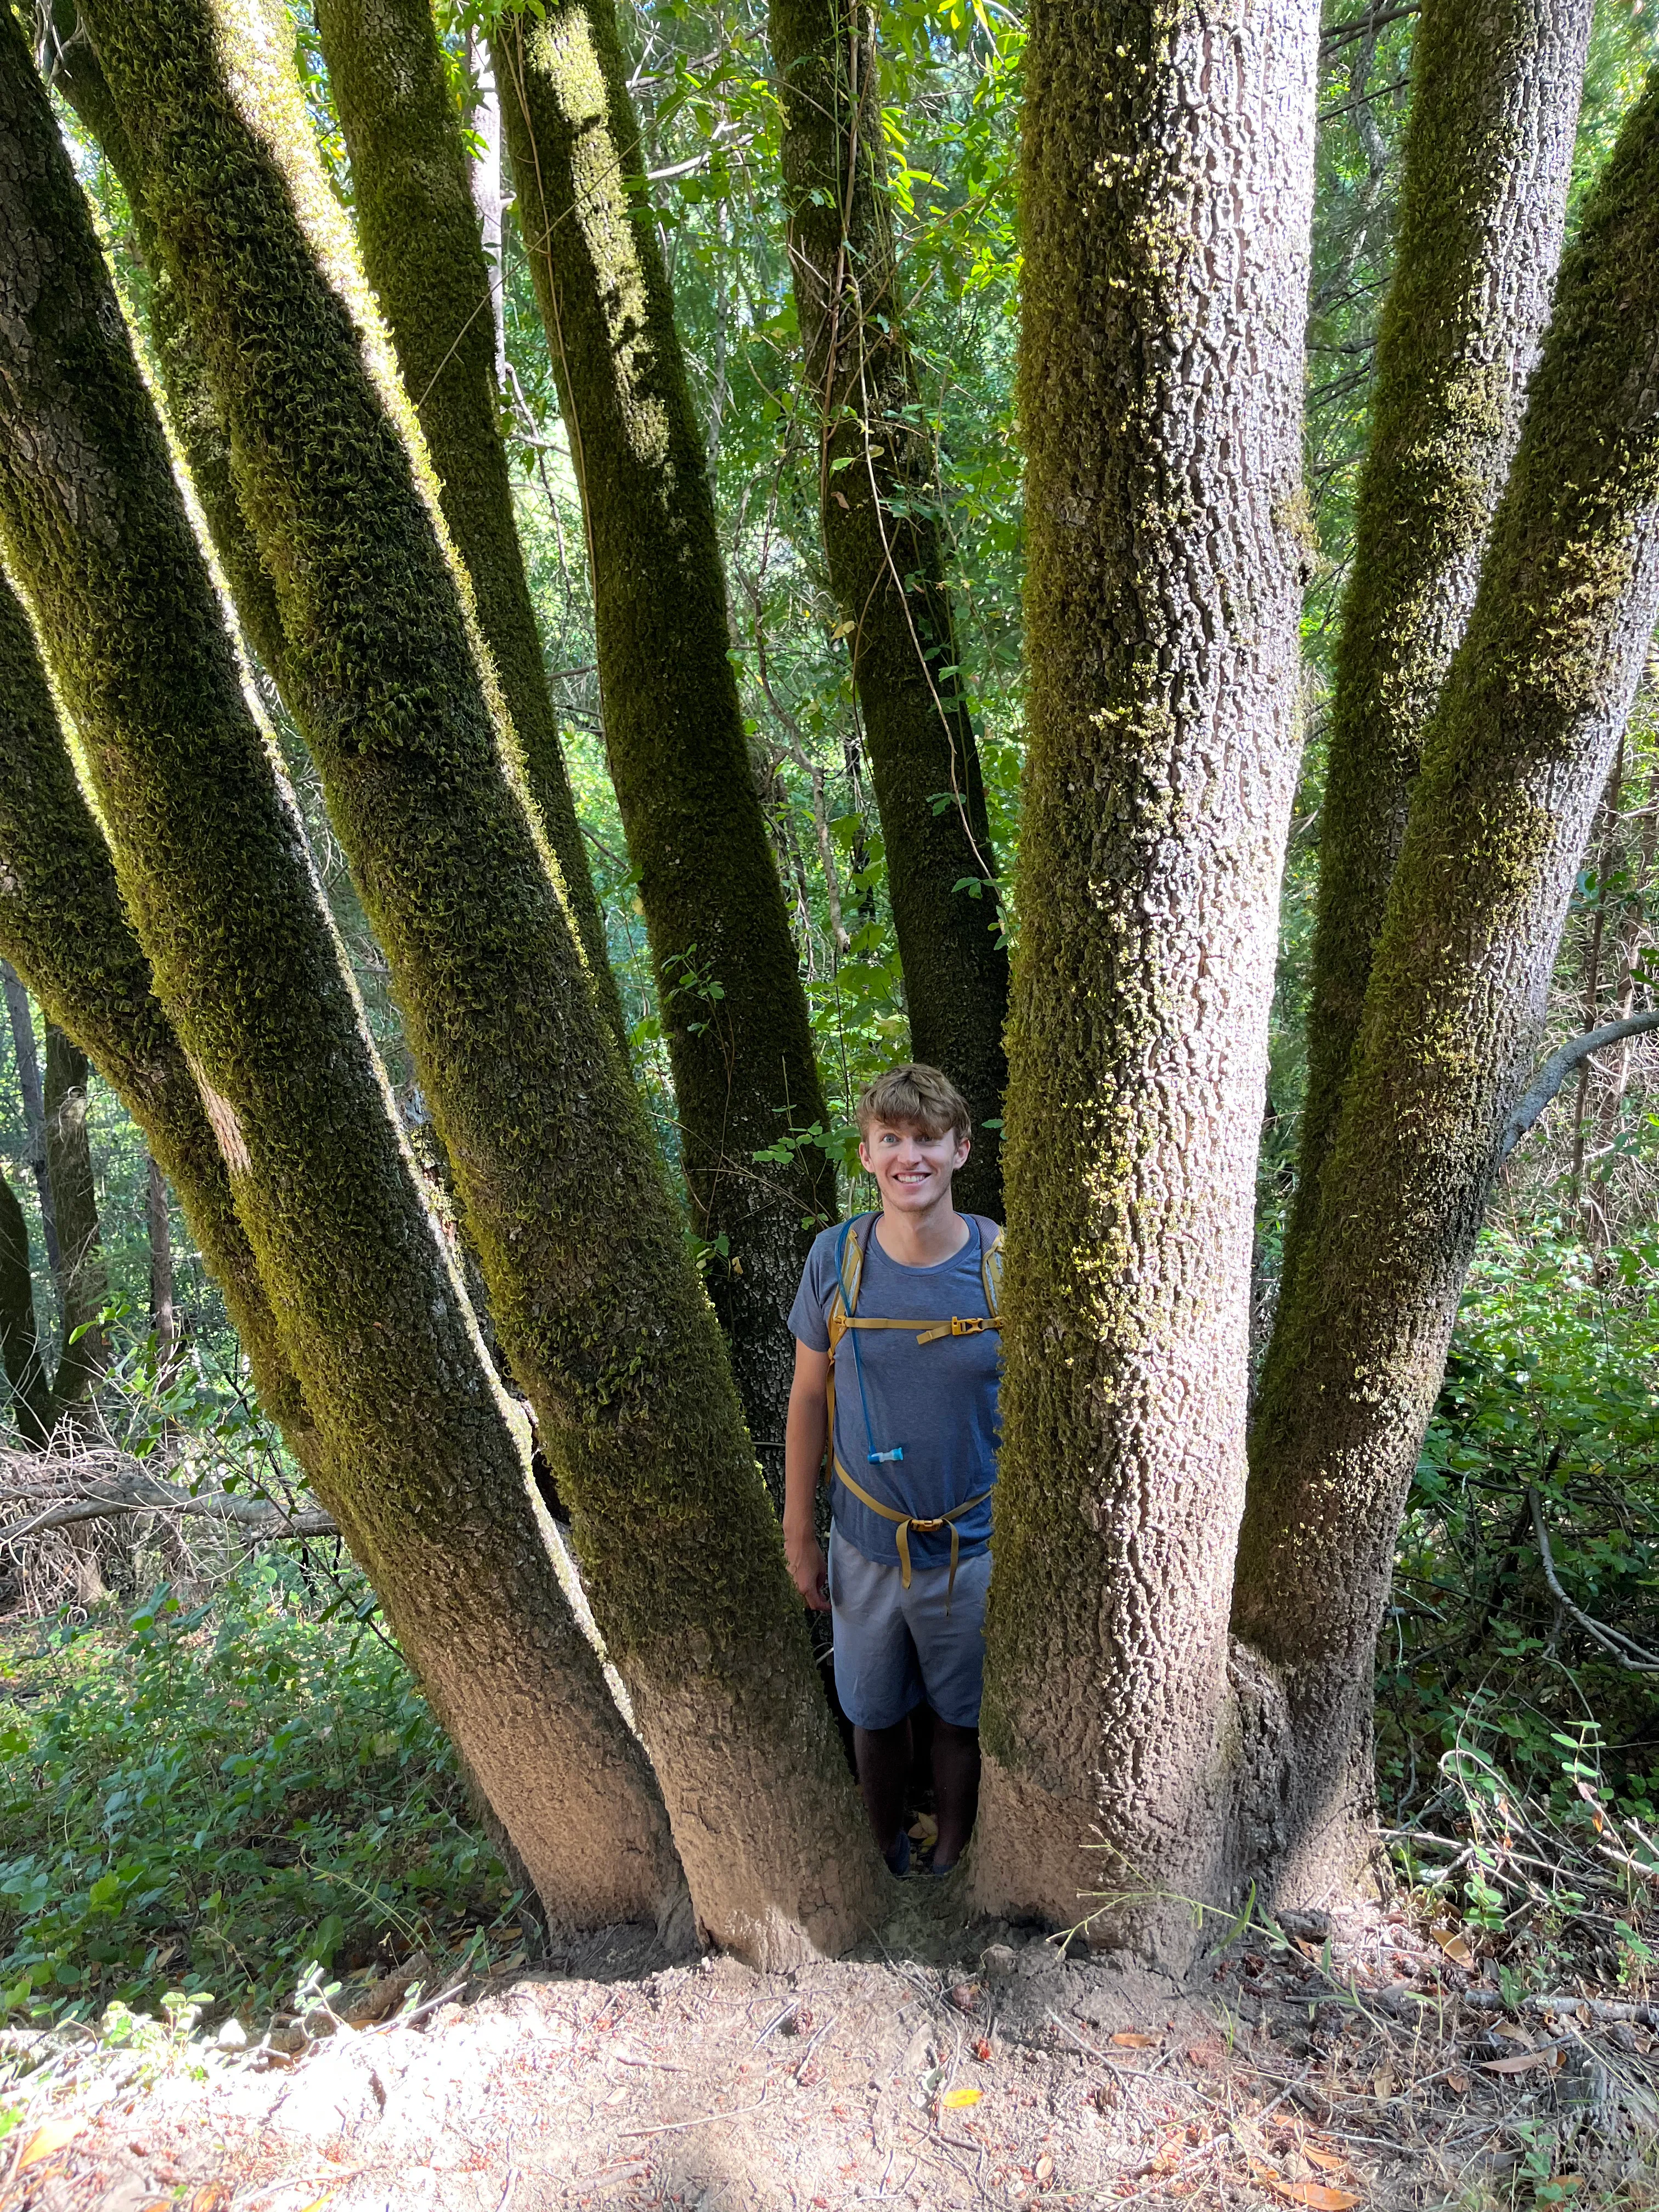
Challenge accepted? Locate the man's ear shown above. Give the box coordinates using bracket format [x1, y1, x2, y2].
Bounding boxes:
[953, 1134, 971, 1170]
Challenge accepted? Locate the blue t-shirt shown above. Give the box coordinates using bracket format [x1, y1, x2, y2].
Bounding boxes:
[788, 1214, 1000, 1570]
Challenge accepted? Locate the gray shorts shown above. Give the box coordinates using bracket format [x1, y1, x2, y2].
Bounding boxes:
[828, 1525, 991, 1731]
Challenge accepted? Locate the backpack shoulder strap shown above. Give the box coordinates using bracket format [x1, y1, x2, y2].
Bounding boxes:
[972, 1216, 1004, 1318]
[830, 1214, 874, 1336]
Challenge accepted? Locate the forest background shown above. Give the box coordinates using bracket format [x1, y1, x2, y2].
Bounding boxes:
[1, 0, 1658, 2034]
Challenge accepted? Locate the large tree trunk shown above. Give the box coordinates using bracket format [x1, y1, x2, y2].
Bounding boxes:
[0, 19, 684, 1932]
[145, 1153, 176, 1364]
[76, 0, 879, 1960]
[970, 0, 1317, 1955]
[311, 0, 625, 1053]
[1235, 67, 1659, 1900]
[1, 958, 58, 1276]
[0, 565, 318, 1470]
[767, 0, 1009, 1213]
[491, 3, 840, 1484]
[0, 1166, 50, 1443]
[42, 1024, 110, 1410]
[1276, 0, 1592, 1319]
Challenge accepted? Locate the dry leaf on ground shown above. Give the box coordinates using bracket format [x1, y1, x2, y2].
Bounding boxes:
[942, 2086, 981, 2108]
[18, 2119, 82, 2170]
[1273, 2183, 1361, 2210]
[1112, 2032, 1159, 2048]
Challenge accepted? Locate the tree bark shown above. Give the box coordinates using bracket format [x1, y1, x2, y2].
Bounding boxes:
[491, 3, 841, 1485]
[42, 1023, 110, 1408]
[1276, 0, 1592, 1316]
[0, 562, 320, 1469]
[0, 1165, 50, 1443]
[767, 0, 1009, 1212]
[969, 0, 1318, 1953]
[1, 958, 58, 1276]
[311, 0, 625, 1053]
[1235, 67, 1659, 1899]
[76, 0, 879, 1961]
[0, 16, 684, 1932]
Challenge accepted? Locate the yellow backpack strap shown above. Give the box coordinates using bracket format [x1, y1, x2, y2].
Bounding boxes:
[973, 1215, 1003, 1319]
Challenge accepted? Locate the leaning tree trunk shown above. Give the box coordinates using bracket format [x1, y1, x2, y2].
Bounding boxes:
[1275, 0, 1592, 1321]
[0, 1167, 50, 1443]
[311, 0, 625, 1052]
[47, 1, 295, 710]
[0, 15, 684, 1933]
[969, 0, 1318, 1955]
[768, 0, 1009, 1212]
[77, 0, 880, 1961]
[42, 1024, 110, 1412]
[491, 2, 839, 1481]
[1235, 66, 1659, 1900]
[0, 563, 320, 1470]
[1, 959, 57, 1275]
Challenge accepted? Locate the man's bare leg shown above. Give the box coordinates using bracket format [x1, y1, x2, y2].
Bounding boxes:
[854, 1716, 913, 1868]
[931, 1718, 981, 1872]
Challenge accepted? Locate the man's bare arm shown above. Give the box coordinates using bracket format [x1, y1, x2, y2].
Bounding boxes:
[783, 1339, 831, 1610]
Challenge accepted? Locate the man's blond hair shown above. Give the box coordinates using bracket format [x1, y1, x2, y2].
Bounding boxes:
[856, 1063, 972, 1144]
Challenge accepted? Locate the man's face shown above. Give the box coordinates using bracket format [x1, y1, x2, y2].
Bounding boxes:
[857, 1118, 970, 1214]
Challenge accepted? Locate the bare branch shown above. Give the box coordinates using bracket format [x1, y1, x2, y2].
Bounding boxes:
[1528, 1485, 1659, 1673]
[1500, 1008, 1659, 1159]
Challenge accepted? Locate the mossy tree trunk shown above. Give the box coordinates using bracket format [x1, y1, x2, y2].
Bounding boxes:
[1234, 67, 1659, 1899]
[969, 0, 1318, 1956]
[0, 15, 684, 1932]
[491, 3, 840, 1482]
[767, 0, 1008, 1211]
[77, 0, 879, 1960]
[0, 563, 318, 1469]
[311, 0, 624, 1051]
[1273, 0, 1593, 1322]
[41, 1024, 110, 1411]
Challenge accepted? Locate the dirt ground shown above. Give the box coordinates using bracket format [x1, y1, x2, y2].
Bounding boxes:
[3, 1893, 1657, 2211]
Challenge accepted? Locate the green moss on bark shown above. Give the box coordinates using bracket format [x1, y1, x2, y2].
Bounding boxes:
[970, 0, 1317, 1946]
[1274, 0, 1592, 1321]
[0, 11, 681, 1928]
[312, 0, 624, 1051]
[75, 0, 877, 1959]
[767, 0, 1008, 1212]
[492, 4, 838, 1479]
[0, 559, 317, 1460]
[1236, 66, 1659, 1884]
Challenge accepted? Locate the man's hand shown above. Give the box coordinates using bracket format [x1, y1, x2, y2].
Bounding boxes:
[786, 1523, 831, 1611]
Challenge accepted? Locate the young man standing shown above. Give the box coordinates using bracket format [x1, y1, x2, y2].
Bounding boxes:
[784, 1064, 1001, 1877]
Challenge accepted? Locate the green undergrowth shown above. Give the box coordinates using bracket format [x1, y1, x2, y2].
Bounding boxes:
[1380, 1214, 1659, 1989]
[0, 1555, 517, 2030]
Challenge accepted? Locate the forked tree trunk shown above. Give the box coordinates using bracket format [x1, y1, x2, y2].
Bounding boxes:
[312, 0, 625, 1051]
[970, 0, 1317, 1954]
[1235, 69, 1659, 1899]
[1275, 0, 1592, 1317]
[491, 3, 840, 1481]
[0, 1166, 50, 1443]
[0, 19, 684, 1932]
[766, 0, 1009, 1212]
[77, 0, 880, 1960]
[42, 1024, 110, 1409]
